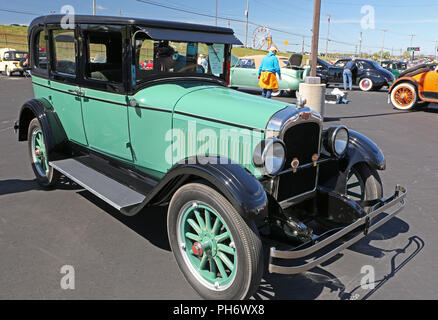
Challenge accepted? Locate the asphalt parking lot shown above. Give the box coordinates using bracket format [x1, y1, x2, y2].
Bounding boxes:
[1, 73, 437, 300]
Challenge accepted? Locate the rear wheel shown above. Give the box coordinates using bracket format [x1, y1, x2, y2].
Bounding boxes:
[271, 89, 283, 97]
[167, 183, 263, 300]
[359, 78, 374, 91]
[27, 118, 60, 187]
[5, 66, 11, 77]
[390, 82, 418, 110]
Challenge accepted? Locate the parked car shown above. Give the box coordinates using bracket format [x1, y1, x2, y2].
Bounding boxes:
[316, 58, 395, 91]
[380, 60, 407, 79]
[16, 14, 407, 300]
[230, 54, 310, 97]
[388, 62, 438, 110]
[0, 48, 28, 76]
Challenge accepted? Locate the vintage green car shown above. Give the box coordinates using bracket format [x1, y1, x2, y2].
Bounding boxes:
[381, 60, 408, 79]
[230, 54, 310, 97]
[16, 15, 407, 300]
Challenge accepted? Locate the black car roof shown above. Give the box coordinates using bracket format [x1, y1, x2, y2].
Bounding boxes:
[29, 14, 234, 35]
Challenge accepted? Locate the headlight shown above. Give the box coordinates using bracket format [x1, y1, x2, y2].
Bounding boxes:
[253, 138, 286, 175]
[326, 126, 349, 158]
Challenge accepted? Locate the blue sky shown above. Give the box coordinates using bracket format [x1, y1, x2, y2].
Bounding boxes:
[1, 0, 438, 55]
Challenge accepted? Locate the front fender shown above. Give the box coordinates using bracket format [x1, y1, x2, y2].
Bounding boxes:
[319, 130, 385, 194]
[121, 156, 268, 219]
[347, 130, 385, 171]
[17, 98, 69, 161]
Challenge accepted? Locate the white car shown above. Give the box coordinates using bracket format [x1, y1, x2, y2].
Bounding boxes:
[0, 48, 28, 76]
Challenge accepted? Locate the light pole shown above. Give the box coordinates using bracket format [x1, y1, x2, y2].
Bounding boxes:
[359, 32, 362, 58]
[325, 14, 331, 58]
[310, 0, 321, 78]
[93, 0, 96, 15]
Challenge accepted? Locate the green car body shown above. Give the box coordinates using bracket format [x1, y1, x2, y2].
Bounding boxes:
[16, 15, 407, 300]
[381, 60, 408, 79]
[230, 55, 310, 96]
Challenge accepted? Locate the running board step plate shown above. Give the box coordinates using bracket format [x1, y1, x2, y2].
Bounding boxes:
[49, 159, 146, 211]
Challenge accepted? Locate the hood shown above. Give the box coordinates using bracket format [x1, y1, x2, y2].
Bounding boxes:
[174, 85, 289, 131]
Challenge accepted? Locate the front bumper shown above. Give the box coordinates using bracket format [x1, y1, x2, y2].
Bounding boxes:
[269, 185, 407, 274]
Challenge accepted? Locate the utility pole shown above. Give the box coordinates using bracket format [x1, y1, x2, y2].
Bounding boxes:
[302, 36, 305, 55]
[93, 0, 96, 15]
[409, 34, 415, 61]
[310, 0, 321, 77]
[215, 0, 218, 26]
[380, 29, 387, 61]
[359, 32, 363, 58]
[245, 0, 249, 48]
[325, 14, 331, 58]
[119, 9, 122, 16]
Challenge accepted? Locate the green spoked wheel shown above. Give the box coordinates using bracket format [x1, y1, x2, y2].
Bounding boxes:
[346, 167, 366, 201]
[27, 118, 60, 187]
[347, 163, 383, 212]
[31, 128, 49, 178]
[178, 203, 237, 290]
[168, 183, 263, 300]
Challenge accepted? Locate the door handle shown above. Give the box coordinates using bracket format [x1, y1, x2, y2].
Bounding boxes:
[67, 88, 85, 96]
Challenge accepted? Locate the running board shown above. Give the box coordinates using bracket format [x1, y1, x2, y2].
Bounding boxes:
[49, 158, 146, 211]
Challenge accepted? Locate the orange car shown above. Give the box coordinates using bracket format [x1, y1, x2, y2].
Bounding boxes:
[388, 63, 438, 110]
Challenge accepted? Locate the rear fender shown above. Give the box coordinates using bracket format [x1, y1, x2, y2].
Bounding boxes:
[17, 98, 69, 161]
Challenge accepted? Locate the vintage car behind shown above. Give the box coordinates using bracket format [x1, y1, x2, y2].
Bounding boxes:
[388, 62, 438, 110]
[381, 60, 407, 79]
[230, 54, 310, 97]
[0, 48, 28, 76]
[15, 14, 407, 300]
[317, 58, 395, 91]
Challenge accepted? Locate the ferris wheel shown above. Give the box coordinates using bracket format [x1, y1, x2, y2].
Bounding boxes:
[252, 27, 272, 50]
[252, 27, 279, 51]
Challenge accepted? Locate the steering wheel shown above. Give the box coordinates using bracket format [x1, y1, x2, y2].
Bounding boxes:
[178, 64, 205, 73]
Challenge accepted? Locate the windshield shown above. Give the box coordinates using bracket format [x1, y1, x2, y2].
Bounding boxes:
[3, 51, 28, 61]
[134, 36, 228, 85]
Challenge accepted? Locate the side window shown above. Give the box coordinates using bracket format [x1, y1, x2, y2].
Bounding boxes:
[85, 27, 123, 83]
[52, 29, 76, 75]
[334, 60, 346, 68]
[34, 30, 48, 70]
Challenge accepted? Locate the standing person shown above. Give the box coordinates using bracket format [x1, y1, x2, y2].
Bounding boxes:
[343, 57, 357, 91]
[258, 47, 282, 99]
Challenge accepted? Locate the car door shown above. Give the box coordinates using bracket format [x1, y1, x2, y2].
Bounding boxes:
[79, 24, 133, 161]
[48, 26, 88, 146]
[230, 59, 258, 88]
[329, 60, 347, 83]
[420, 68, 438, 100]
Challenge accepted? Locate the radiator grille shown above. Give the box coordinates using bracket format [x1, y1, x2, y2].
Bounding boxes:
[277, 122, 321, 202]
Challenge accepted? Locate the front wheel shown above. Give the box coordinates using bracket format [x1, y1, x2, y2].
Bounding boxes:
[167, 183, 263, 300]
[27, 118, 60, 187]
[390, 82, 418, 110]
[346, 163, 383, 211]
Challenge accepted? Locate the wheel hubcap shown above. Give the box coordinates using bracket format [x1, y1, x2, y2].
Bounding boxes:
[394, 87, 413, 106]
[177, 202, 237, 291]
[31, 129, 49, 177]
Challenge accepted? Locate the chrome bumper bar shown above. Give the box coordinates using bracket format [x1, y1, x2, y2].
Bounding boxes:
[269, 185, 407, 274]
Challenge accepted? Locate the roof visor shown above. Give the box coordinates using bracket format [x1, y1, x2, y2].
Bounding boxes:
[139, 27, 243, 45]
